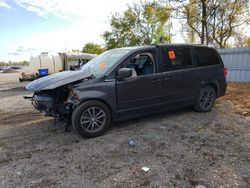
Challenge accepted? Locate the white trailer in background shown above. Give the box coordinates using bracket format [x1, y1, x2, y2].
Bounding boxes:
[58, 52, 97, 71]
[29, 52, 62, 74]
[28, 52, 97, 75]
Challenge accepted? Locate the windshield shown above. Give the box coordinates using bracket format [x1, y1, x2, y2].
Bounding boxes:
[80, 49, 132, 76]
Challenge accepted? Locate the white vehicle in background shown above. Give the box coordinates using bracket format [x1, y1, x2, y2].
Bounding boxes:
[19, 52, 97, 82]
[28, 52, 97, 75]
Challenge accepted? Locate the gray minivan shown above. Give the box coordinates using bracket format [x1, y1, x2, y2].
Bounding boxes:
[26, 44, 227, 138]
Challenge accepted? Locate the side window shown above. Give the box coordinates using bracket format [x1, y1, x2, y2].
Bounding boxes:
[194, 47, 221, 66]
[161, 47, 192, 71]
[123, 52, 155, 77]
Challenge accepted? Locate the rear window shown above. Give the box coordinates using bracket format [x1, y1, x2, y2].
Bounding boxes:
[161, 47, 193, 71]
[194, 47, 221, 66]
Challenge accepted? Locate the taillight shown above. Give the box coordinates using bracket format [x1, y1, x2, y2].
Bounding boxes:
[224, 67, 227, 77]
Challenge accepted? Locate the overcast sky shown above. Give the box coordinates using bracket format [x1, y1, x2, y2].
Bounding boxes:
[0, 0, 184, 62]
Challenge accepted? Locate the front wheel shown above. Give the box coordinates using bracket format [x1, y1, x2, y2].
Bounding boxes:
[72, 100, 111, 138]
[194, 86, 216, 112]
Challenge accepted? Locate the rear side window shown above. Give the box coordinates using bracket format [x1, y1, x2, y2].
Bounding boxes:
[194, 47, 221, 66]
[161, 47, 193, 71]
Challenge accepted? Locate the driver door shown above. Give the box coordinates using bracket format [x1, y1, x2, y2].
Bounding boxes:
[116, 51, 162, 117]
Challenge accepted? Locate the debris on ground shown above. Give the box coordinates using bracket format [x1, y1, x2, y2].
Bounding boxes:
[217, 81, 250, 117]
[19, 72, 37, 82]
[128, 139, 135, 147]
[195, 185, 206, 188]
[141, 167, 150, 172]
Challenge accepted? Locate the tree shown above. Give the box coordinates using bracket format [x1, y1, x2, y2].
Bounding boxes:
[71, 49, 81, 53]
[81, 43, 105, 54]
[235, 36, 250, 47]
[103, 1, 171, 49]
[210, 0, 249, 48]
[244, 37, 250, 47]
[169, 0, 210, 44]
[171, 0, 249, 48]
[182, 0, 198, 43]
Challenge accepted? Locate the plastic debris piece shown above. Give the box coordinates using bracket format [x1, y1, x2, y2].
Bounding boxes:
[195, 185, 206, 188]
[141, 167, 150, 172]
[242, 111, 248, 115]
[128, 139, 135, 147]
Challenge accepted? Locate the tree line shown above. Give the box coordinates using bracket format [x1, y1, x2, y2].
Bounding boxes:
[0, 60, 29, 66]
[81, 0, 250, 54]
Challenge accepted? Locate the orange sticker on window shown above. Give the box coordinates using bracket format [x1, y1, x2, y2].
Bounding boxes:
[99, 63, 107, 69]
[168, 50, 175, 59]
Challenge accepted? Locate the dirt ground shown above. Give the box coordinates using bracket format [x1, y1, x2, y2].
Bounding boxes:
[0, 73, 250, 188]
[217, 82, 250, 117]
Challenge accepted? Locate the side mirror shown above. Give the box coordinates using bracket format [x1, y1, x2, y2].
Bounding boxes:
[117, 68, 132, 80]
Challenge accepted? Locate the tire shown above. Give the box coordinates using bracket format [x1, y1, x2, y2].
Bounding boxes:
[72, 100, 111, 138]
[194, 85, 216, 112]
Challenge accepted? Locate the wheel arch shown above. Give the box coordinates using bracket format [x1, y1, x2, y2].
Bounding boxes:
[201, 80, 219, 97]
[206, 83, 218, 97]
[77, 98, 114, 119]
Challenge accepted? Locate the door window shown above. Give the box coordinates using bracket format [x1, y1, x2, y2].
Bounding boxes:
[124, 52, 155, 77]
[161, 47, 193, 71]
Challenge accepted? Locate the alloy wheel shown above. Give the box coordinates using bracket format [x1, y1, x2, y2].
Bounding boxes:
[80, 107, 106, 133]
[200, 88, 214, 110]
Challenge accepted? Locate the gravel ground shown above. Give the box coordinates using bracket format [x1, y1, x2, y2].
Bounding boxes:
[0, 73, 250, 188]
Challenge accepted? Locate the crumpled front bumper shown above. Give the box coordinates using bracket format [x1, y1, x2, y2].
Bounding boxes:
[32, 94, 54, 114]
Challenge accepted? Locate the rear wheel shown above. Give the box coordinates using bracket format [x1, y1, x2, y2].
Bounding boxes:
[72, 100, 111, 138]
[194, 85, 216, 112]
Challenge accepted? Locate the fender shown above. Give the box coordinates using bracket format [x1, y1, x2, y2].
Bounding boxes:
[73, 87, 118, 119]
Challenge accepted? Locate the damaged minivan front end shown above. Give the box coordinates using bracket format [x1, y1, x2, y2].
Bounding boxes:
[25, 48, 135, 138]
[26, 71, 94, 124]
[32, 85, 78, 117]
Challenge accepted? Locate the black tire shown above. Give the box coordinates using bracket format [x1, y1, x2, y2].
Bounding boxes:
[72, 100, 111, 138]
[194, 85, 216, 112]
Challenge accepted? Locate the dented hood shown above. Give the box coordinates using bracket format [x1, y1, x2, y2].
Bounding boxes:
[26, 71, 92, 91]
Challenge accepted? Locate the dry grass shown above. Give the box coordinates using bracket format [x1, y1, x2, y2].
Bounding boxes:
[218, 82, 250, 116]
